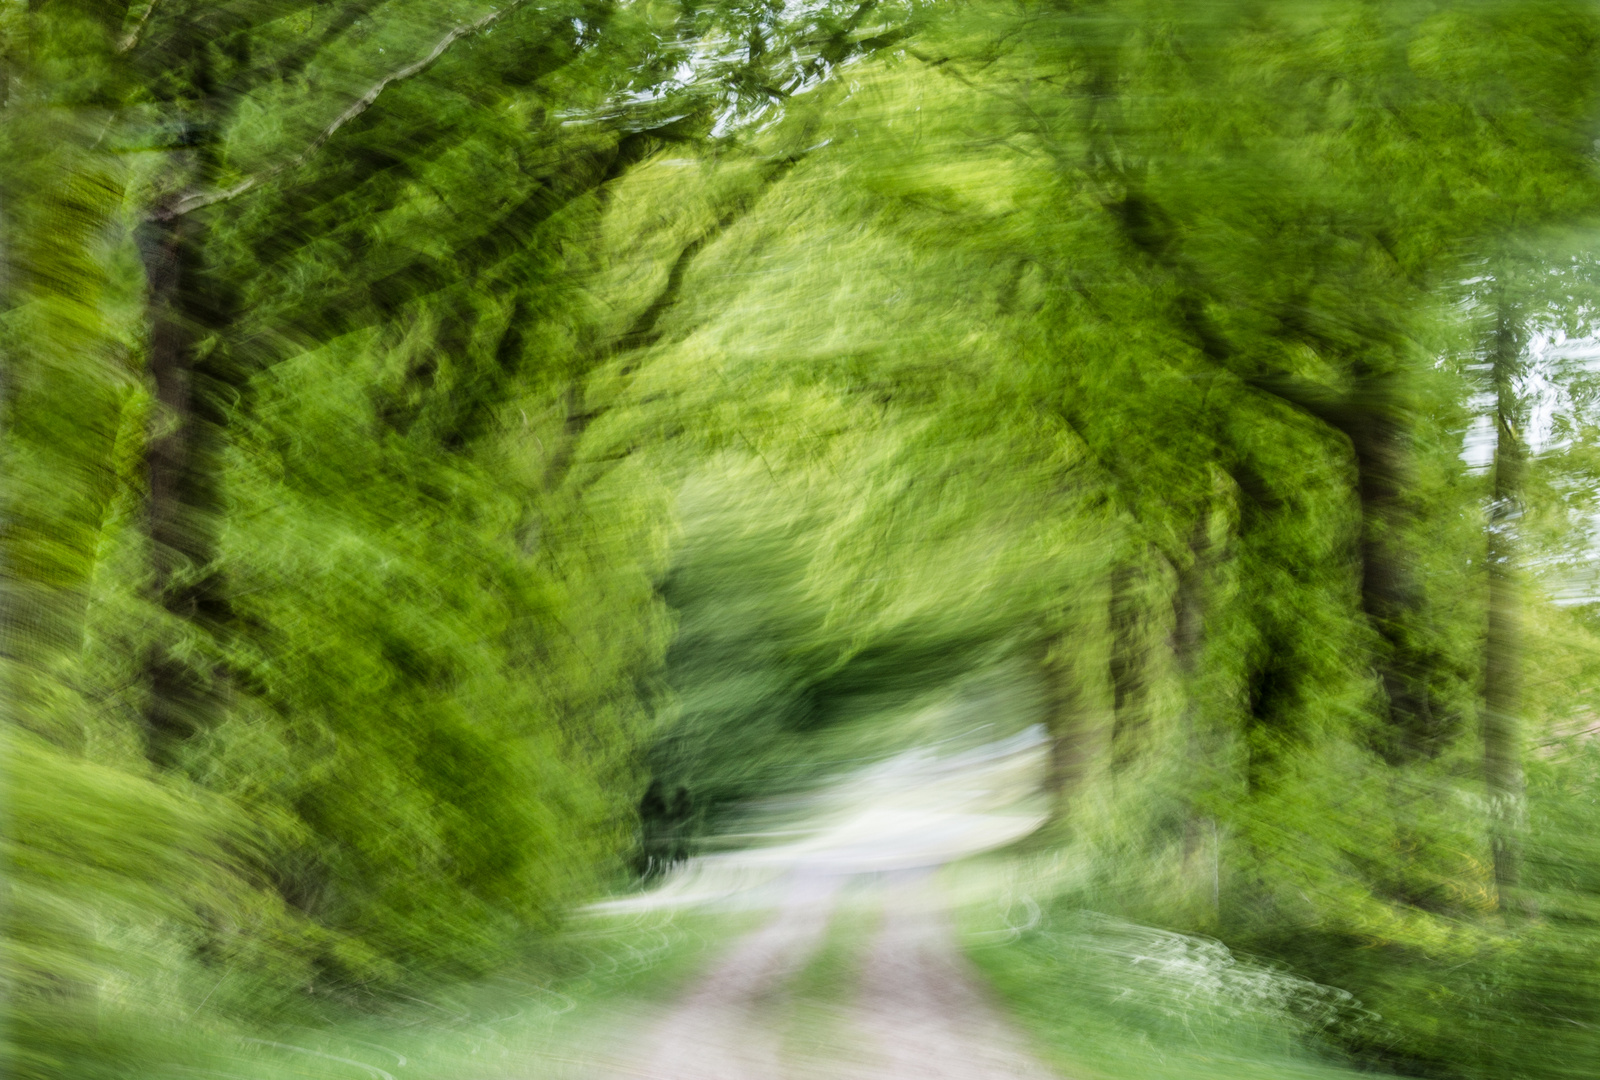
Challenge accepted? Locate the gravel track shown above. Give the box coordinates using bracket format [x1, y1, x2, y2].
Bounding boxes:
[581, 730, 1055, 1079]
[590, 869, 1054, 1080]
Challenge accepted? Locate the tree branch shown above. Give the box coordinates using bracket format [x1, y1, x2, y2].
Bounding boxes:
[159, 1, 528, 219]
[228, 0, 394, 96]
[118, 0, 162, 52]
[1243, 371, 1362, 438]
[541, 140, 814, 492]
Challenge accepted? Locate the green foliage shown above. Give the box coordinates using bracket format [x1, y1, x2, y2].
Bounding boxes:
[2, 0, 693, 1074]
[962, 890, 1374, 1080]
[593, 6, 1600, 1080]
[8, 2, 1600, 1080]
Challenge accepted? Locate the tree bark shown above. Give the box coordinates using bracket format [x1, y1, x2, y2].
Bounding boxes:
[1484, 284, 1527, 913]
[136, 205, 234, 767]
[1108, 558, 1146, 770]
[1041, 637, 1093, 816]
[1171, 515, 1217, 917]
[1343, 381, 1443, 762]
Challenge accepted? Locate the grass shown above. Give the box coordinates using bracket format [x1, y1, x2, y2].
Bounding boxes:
[951, 859, 1386, 1080]
[132, 905, 766, 1080]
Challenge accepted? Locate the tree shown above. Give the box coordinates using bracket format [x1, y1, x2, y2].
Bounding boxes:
[1484, 267, 1530, 912]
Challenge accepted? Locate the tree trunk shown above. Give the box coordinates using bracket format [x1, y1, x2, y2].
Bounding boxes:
[1108, 559, 1147, 770]
[1342, 381, 1445, 762]
[1107, 188, 1448, 763]
[135, 207, 233, 767]
[1041, 637, 1093, 817]
[1248, 367, 1447, 762]
[1039, 587, 1115, 827]
[1171, 514, 1217, 918]
[1484, 286, 1527, 913]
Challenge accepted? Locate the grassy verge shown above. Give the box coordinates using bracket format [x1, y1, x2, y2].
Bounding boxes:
[951, 859, 1381, 1080]
[134, 905, 765, 1080]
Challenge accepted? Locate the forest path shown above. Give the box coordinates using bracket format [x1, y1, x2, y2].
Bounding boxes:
[831, 872, 1057, 1080]
[588, 869, 1054, 1080]
[581, 729, 1056, 1079]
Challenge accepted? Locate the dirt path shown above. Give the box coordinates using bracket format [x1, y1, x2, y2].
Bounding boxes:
[594, 872, 847, 1080]
[837, 872, 1054, 1080]
[588, 869, 1053, 1080]
[578, 730, 1056, 1079]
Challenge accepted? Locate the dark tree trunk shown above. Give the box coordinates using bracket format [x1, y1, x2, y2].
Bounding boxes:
[1108, 559, 1147, 770]
[1341, 379, 1445, 762]
[1484, 287, 1527, 913]
[135, 207, 234, 767]
[1107, 188, 1449, 763]
[1247, 367, 1447, 762]
[1170, 514, 1218, 913]
[1041, 637, 1093, 817]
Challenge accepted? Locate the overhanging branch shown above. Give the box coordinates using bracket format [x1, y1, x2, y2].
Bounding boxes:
[1244, 371, 1362, 440]
[118, 0, 162, 52]
[158, 1, 529, 220]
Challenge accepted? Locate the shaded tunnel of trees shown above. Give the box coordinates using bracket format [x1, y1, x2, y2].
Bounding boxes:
[7, 2, 1600, 1079]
